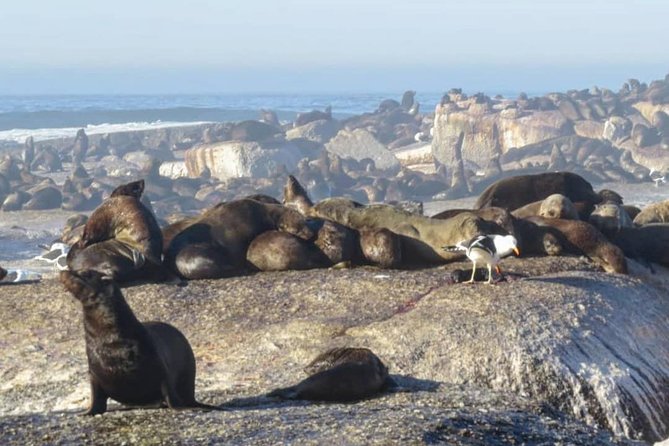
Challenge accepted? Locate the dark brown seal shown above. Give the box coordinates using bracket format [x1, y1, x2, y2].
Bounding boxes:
[166, 199, 314, 279]
[475, 172, 601, 211]
[0, 265, 6, 281]
[246, 230, 330, 271]
[358, 228, 402, 268]
[267, 347, 392, 402]
[611, 224, 669, 267]
[60, 270, 218, 414]
[283, 174, 314, 216]
[66, 180, 164, 282]
[526, 216, 627, 274]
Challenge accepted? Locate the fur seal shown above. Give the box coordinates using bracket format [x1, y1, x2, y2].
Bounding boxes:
[283, 174, 314, 216]
[166, 199, 314, 279]
[358, 228, 402, 268]
[512, 194, 579, 220]
[588, 203, 633, 238]
[60, 270, 217, 414]
[0, 265, 6, 281]
[311, 219, 358, 266]
[246, 230, 330, 271]
[611, 224, 669, 266]
[268, 347, 392, 402]
[475, 172, 601, 212]
[633, 200, 669, 225]
[526, 216, 627, 274]
[309, 199, 494, 265]
[66, 180, 164, 282]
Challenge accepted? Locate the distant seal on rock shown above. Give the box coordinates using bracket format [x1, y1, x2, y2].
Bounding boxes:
[23, 183, 63, 210]
[246, 231, 330, 271]
[166, 199, 314, 279]
[60, 270, 218, 414]
[526, 217, 627, 274]
[268, 347, 392, 402]
[633, 200, 669, 225]
[475, 172, 601, 212]
[66, 180, 164, 282]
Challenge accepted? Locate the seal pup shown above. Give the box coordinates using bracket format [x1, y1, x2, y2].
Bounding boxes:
[268, 347, 392, 402]
[60, 270, 219, 414]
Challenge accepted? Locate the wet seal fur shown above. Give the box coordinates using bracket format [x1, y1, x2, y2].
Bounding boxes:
[66, 180, 164, 282]
[475, 172, 601, 212]
[60, 270, 219, 414]
[267, 347, 393, 402]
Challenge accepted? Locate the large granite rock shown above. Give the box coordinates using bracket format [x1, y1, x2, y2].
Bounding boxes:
[185, 140, 303, 180]
[0, 257, 667, 443]
[432, 104, 573, 167]
[286, 119, 341, 144]
[325, 128, 400, 171]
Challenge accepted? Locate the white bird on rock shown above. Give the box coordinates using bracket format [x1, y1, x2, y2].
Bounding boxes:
[443, 234, 520, 284]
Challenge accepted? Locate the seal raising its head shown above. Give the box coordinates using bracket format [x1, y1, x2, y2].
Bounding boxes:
[60, 270, 218, 414]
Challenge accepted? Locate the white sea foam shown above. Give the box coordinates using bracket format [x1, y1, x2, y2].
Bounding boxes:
[0, 120, 212, 143]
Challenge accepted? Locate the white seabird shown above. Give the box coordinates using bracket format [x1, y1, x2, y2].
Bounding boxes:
[444, 234, 520, 284]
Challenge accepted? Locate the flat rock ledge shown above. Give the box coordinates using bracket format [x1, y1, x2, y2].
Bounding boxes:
[1, 256, 667, 445]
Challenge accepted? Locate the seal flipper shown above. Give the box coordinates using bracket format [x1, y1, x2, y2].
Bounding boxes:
[84, 378, 109, 415]
[266, 385, 300, 400]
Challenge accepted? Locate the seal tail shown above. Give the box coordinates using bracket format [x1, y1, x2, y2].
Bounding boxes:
[266, 385, 300, 400]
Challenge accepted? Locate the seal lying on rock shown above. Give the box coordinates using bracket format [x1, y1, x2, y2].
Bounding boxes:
[526, 217, 628, 274]
[66, 180, 164, 282]
[309, 199, 496, 265]
[512, 194, 580, 220]
[246, 230, 330, 271]
[60, 270, 219, 414]
[611, 224, 669, 267]
[165, 199, 314, 279]
[268, 347, 393, 402]
[475, 172, 601, 212]
[588, 203, 633, 239]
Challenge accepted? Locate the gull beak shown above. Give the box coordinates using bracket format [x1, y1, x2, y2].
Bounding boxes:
[513, 247, 520, 256]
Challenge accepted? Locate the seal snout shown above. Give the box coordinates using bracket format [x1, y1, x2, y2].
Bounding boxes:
[60, 269, 110, 300]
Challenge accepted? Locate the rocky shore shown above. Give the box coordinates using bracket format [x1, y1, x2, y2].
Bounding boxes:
[1, 255, 667, 444]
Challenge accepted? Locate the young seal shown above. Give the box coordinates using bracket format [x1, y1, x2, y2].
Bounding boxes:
[475, 172, 601, 211]
[268, 347, 392, 402]
[60, 270, 218, 414]
[358, 228, 402, 268]
[66, 180, 164, 282]
[283, 174, 314, 216]
[588, 203, 633, 239]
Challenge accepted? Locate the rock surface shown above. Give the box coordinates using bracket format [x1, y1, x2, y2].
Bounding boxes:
[325, 128, 400, 171]
[0, 256, 667, 444]
[184, 141, 303, 180]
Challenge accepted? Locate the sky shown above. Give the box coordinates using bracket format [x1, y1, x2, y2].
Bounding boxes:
[1, 0, 668, 94]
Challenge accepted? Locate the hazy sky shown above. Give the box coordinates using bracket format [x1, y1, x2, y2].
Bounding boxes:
[1, 0, 668, 94]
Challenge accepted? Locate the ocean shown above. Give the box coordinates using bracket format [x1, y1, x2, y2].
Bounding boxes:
[0, 93, 448, 144]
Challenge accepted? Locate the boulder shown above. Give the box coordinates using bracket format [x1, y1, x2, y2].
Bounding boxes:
[325, 128, 400, 171]
[286, 119, 341, 144]
[185, 141, 303, 181]
[432, 104, 573, 167]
